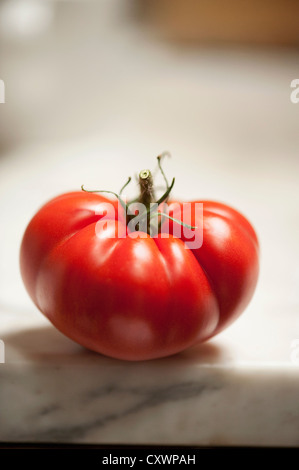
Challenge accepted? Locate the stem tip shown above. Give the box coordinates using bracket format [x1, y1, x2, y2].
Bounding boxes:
[139, 169, 151, 180]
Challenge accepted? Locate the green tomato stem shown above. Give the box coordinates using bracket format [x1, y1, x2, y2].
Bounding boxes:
[81, 154, 192, 236]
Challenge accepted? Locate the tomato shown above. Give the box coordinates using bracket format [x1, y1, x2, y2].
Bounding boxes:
[20, 163, 259, 361]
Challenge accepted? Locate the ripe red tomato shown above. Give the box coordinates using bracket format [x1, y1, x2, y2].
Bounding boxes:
[20, 167, 259, 361]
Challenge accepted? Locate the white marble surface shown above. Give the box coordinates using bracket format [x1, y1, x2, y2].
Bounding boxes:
[0, 0, 299, 447]
[1, 306, 299, 447]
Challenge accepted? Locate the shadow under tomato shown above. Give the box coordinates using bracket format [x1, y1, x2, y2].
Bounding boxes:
[3, 322, 227, 367]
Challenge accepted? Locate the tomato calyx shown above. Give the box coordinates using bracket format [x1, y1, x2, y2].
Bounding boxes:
[81, 153, 195, 235]
[132, 165, 175, 233]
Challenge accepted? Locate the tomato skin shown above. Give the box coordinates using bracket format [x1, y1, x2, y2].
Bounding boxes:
[20, 192, 259, 361]
[165, 200, 259, 338]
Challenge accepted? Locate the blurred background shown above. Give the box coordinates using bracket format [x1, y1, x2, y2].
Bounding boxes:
[0, 0, 299, 359]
